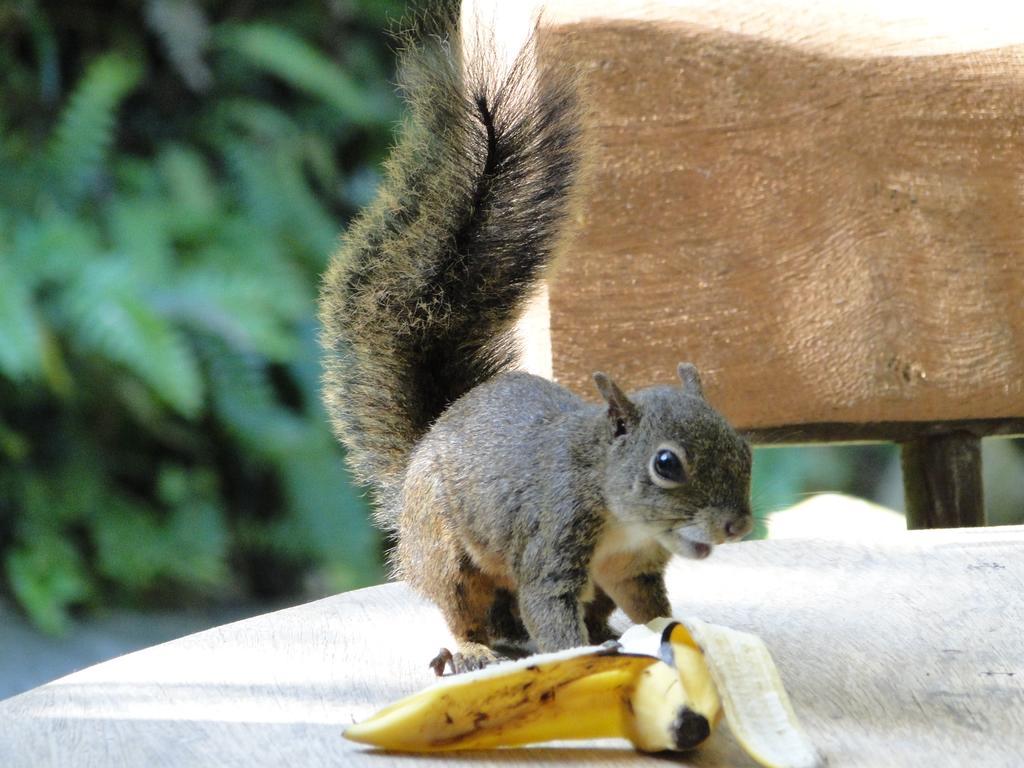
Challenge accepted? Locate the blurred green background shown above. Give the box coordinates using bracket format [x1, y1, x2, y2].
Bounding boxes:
[0, 0, 407, 634]
[1, 0, 1022, 639]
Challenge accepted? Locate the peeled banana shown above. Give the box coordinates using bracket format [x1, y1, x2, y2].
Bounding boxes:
[344, 617, 823, 768]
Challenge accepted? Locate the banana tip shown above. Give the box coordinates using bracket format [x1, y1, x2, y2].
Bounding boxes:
[342, 722, 370, 744]
[670, 707, 711, 750]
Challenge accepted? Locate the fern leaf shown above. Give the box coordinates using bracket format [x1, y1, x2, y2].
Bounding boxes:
[198, 336, 306, 452]
[6, 538, 92, 635]
[216, 23, 386, 125]
[163, 491, 229, 588]
[225, 140, 338, 265]
[157, 144, 221, 238]
[91, 495, 166, 590]
[277, 435, 382, 587]
[299, 132, 339, 192]
[144, 0, 212, 91]
[10, 212, 103, 285]
[93, 481, 227, 592]
[167, 264, 305, 359]
[203, 212, 299, 279]
[107, 199, 174, 277]
[0, 259, 46, 381]
[223, 141, 285, 235]
[269, 144, 339, 265]
[61, 260, 204, 418]
[49, 52, 142, 198]
[214, 97, 300, 141]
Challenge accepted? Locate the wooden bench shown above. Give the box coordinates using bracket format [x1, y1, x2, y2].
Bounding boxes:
[3, 521, 1023, 766]
[491, 0, 1024, 528]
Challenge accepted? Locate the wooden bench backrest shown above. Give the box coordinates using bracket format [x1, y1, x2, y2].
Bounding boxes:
[471, 0, 1024, 441]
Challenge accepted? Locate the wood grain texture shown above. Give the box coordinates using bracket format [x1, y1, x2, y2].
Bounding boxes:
[503, 2, 1024, 430]
[3, 517, 1024, 767]
[533, 0, 1024, 58]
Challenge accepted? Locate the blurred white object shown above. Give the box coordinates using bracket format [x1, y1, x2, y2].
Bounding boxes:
[768, 493, 905, 540]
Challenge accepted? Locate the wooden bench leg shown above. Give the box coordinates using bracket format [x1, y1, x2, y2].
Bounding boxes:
[900, 433, 985, 529]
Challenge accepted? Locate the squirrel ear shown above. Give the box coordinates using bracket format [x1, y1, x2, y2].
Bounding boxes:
[593, 372, 640, 438]
[677, 362, 705, 398]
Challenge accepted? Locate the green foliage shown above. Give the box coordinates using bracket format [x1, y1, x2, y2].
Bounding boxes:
[7, 539, 92, 636]
[0, 259, 46, 381]
[216, 24, 389, 126]
[0, 0, 402, 632]
[49, 53, 143, 197]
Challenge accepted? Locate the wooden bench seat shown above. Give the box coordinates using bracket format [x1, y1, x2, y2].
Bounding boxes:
[3, 518, 1023, 766]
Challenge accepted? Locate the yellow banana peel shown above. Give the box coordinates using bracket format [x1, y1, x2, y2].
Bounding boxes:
[681, 617, 824, 768]
[344, 617, 823, 768]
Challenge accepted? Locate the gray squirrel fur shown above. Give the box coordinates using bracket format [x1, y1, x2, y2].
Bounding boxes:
[319, 13, 753, 672]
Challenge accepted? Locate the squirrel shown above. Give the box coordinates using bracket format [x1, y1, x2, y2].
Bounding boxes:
[319, 12, 753, 673]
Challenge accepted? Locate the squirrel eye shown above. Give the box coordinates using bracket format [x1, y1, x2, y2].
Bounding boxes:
[650, 447, 687, 487]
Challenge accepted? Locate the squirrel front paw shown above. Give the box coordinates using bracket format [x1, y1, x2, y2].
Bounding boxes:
[586, 623, 620, 646]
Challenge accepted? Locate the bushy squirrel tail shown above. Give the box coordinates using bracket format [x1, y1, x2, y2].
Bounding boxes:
[319, 15, 583, 527]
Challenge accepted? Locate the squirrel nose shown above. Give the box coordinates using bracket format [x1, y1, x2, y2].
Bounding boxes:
[725, 514, 753, 540]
